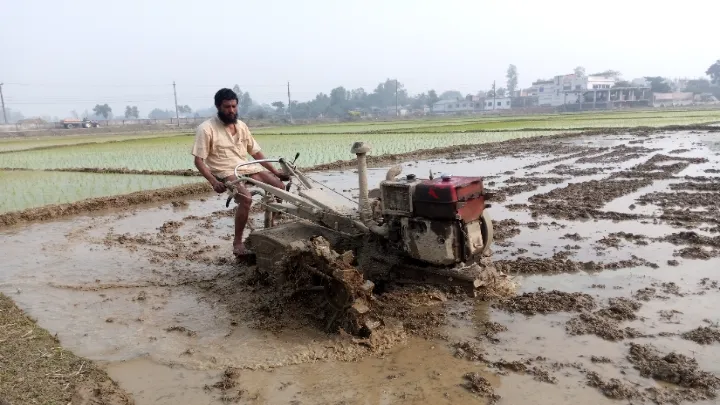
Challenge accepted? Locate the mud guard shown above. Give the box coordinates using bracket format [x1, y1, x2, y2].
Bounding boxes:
[480, 209, 494, 256]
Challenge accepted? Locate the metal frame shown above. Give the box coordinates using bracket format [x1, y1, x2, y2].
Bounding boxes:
[226, 158, 375, 235]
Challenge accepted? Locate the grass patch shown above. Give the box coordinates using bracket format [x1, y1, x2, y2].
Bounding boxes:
[0, 293, 133, 405]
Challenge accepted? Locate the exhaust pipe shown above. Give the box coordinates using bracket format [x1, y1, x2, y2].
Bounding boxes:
[351, 141, 371, 222]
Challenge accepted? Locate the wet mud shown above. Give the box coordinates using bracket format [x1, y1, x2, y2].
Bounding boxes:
[494, 290, 596, 315]
[3, 126, 720, 404]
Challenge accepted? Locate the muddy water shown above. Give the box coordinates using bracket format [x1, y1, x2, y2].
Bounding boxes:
[2, 130, 720, 404]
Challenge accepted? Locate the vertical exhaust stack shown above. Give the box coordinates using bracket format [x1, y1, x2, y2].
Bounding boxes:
[351, 142, 371, 222]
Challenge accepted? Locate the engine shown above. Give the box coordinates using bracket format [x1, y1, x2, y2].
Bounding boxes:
[378, 173, 492, 267]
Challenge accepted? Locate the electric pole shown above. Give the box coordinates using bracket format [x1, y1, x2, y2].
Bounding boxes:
[492, 80, 496, 110]
[287, 81, 291, 117]
[395, 79, 399, 117]
[172, 81, 180, 127]
[0, 83, 7, 124]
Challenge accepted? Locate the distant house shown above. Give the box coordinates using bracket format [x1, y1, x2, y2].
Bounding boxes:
[536, 74, 616, 106]
[483, 97, 512, 110]
[652, 92, 695, 107]
[432, 99, 483, 113]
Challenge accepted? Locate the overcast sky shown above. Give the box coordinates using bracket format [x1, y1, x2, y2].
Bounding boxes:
[1, 0, 717, 118]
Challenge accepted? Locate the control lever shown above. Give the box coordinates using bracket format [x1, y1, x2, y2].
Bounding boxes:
[285, 152, 300, 191]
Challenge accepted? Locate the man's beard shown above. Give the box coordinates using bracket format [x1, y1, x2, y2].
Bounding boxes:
[217, 110, 237, 125]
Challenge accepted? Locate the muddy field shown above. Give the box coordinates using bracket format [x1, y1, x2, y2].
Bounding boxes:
[1, 127, 720, 404]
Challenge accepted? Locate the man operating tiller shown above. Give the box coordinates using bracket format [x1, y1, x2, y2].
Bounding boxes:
[192, 88, 289, 258]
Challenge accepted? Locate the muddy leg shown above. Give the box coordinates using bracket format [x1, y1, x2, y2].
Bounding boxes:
[231, 183, 252, 256]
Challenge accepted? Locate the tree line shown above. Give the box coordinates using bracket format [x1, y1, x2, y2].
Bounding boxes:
[9, 60, 717, 124]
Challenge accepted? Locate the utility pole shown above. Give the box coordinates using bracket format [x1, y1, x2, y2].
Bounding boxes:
[395, 79, 399, 117]
[287, 81, 291, 117]
[492, 81, 496, 110]
[172, 81, 180, 127]
[0, 83, 7, 124]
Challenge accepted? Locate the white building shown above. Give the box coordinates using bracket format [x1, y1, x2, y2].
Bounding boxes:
[484, 97, 512, 110]
[652, 92, 694, 107]
[432, 99, 483, 113]
[536, 74, 616, 106]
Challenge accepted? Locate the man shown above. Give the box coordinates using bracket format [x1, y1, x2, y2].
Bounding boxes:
[192, 88, 288, 257]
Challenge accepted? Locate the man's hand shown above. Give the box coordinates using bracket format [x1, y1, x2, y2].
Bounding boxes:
[211, 180, 227, 193]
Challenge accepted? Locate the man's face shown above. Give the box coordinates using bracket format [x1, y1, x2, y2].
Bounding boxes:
[217, 99, 238, 124]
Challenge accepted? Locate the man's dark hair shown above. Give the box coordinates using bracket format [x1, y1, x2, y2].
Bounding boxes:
[214, 88, 238, 108]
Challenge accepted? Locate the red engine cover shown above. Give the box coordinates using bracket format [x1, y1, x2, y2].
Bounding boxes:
[413, 176, 486, 222]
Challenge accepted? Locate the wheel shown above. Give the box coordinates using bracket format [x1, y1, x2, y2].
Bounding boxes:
[480, 209, 494, 256]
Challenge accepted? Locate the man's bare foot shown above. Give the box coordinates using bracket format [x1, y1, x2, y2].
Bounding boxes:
[233, 242, 253, 257]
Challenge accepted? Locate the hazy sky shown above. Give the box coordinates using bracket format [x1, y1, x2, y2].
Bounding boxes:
[1, 0, 717, 118]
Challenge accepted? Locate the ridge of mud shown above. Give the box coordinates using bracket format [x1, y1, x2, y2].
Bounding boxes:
[681, 326, 720, 345]
[640, 191, 720, 208]
[549, 165, 613, 176]
[495, 255, 657, 275]
[586, 371, 640, 400]
[565, 297, 644, 341]
[669, 182, 720, 192]
[0, 182, 212, 229]
[462, 373, 500, 403]
[527, 177, 652, 221]
[627, 343, 720, 395]
[609, 152, 710, 180]
[575, 144, 660, 164]
[494, 219, 521, 241]
[494, 290, 596, 315]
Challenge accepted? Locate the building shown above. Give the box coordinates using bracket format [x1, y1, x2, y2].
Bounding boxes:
[532, 73, 651, 110]
[483, 97, 512, 110]
[652, 92, 694, 107]
[432, 99, 483, 113]
[536, 74, 615, 106]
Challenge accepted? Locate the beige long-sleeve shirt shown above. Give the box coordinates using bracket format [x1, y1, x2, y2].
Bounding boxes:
[191, 116, 265, 179]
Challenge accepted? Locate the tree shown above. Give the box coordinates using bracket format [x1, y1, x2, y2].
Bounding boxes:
[92, 104, 112, 119]
[71, 110, 79, 119]
[148, 108, 173, 119]
[329, 87, 348, 106]
[233, 84, 241, 94]
[124, 105, 140, 118]
[506, 64, 518, 94]
[411, 93, 429, 109]
[574, 66, 586, 77]
[706, 60, 720, 84]
[684, 79, 711, 94]
[177, 105, 192, 116]
[645, 77, 672, 93]
[239, 92, 253, 115]
[427, 90, 440, 107]
[496, 87, 507, 97]
[439, 90, 463, 100]
[271, 101, 285, 112]
[613, 81, 631, 88]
